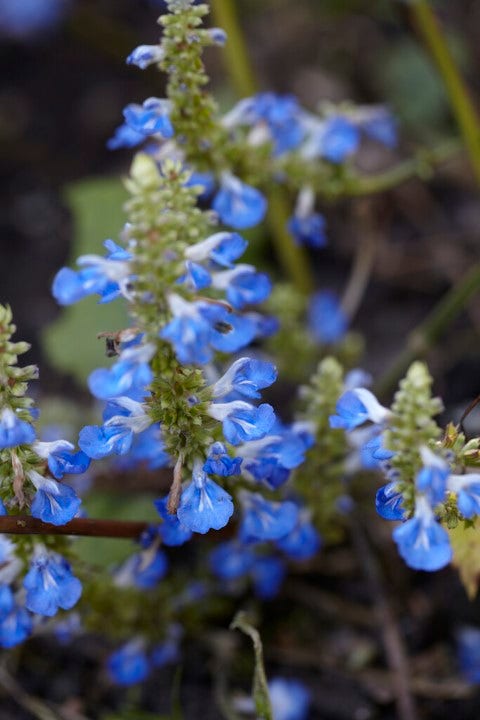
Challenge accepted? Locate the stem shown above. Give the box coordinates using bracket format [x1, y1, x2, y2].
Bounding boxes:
[340, 203, 379, 320]
[350, 516, 418, 720]
[342, 138, 460, 197]
[410, 0, 480, 187]
[0, 516, 149, 539]
[209, 0, 257, 97]
[167, 454, 184, 515]
[210, 0, 314, 295]
[375, 264, 480, 398]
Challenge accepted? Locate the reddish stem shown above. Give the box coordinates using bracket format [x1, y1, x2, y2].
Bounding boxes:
[0, 516, 150, 538]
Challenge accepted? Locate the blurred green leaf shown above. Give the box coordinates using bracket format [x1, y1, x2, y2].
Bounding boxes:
[42, 177, 128, 386]
[377, 35, 469, 136]
[449, 519, 480, 599]
[74, 491, 159, 568]
[230, 612, 272, 720]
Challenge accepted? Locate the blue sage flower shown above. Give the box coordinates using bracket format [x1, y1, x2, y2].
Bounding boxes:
[154, 496, 193, 546]
[211, 357, 277, 399]
[126, 44, 165, 70]
[184, 231, 247, 269]
[239, 491, 299, 542]
[276, 512, 321, 560]
[392, 496, 452, 571]
[29, 470, 81, 526]
[24, 550, 82, 617]
[212, 265, 272, 309]
[210, 541, 255, 581]
[251, 555, 285, 599]
[448, 473, 480, 519]
[123, 97, 174, 139]
[308, 291, 347, 344]
[33, 439, 90, 480]
[415, 446, 449, 506]
[213, 174, 267, 230]
[88, 342, 155, 400]
[177, 466, 234, 534]
[0, 408, 35, 449]
[268, 677, 311, 720]
[0, 586, 31, 648]
[329, 388, 389, 431]
[203, 442, 242, 477]
[107, 639, 150, 686]
[375, 482, 405, 521]
[208, 401, 275, 446]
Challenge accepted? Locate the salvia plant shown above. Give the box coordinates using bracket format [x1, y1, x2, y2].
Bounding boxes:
[4, 0, 480, 715]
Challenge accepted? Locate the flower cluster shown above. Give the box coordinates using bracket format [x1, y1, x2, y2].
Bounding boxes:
[330, 361, 480, 571]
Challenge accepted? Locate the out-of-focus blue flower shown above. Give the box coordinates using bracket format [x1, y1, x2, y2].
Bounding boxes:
[88, 343, 155, 400]
[276, 513, 321, 560]
[208, 401, 275, 446]
[0, 586, 31, 648]
[210, 541, 255, 581]
[123, 97, 174, 139]
[318, 116, 360, 163]
[154, 496, 193, 546]
[393, 495, 452, 571]
[115, 548, 168, 590]
[126, 44, 165, 70]
[457, 626, 480, 684]
[251, 555, 285, 599]
[185, 232, 247, 269]
[288, 212, 327, 249]
[0, 0, 71, 40]
[239, 491, 298, 542]
[240, 430, 308, 489]
[213, 174, 267, 230]
[107, 123, 146, 150]
[448, 473, 480, 519]
[183, 171, 216, 199]
[0, 408, 35, 449]
[24, 550, 82, 617]
[107, 639, 150, 686]
[308, 291, 347, 344]
[268, 677, 311, 720]
[415, 447, 449, 506]
[119, 424, 170, 471]
[212, 265, 272, 309]
[329, 388, 389, 431]
[177, 466, 234, 534]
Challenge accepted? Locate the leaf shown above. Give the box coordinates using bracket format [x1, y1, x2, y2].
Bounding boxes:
[42, 177, 128, 385]
[449, 519, 480, 599]
[230, 611, 272, 720]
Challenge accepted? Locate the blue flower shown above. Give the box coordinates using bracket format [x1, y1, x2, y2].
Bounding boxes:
[177, 467, 234, 534]
[29, 471, 81, 526]
[357, 106, 397, 148]
[183, 171, 216, 199]
[375, 482, 405, 521]
[160, 294, 231, 365]
[0, 408, 35, 449]
[0, 587, 31, 648]
[268, 677, 311, 720]
[107, 639, 150, 686]
[126, 44, 165, 69]
[251, 555, 285, 599]
[415, 447, 449, 506]
[329, 388, 389, 431]
[119, 424, 170, 470]
[308, 291, 347, 344]
[24, 550, 82, 617]
[212, 357, 277, 399]
[209, 312, 257, 353]
[213, 174, 267, 230]
[185, 231, 248, 269]
[210, 541, 255, 581]
[239, 492, 299, 542]
[457, 626, 480, 684]
[360, 432, 393, 469]
[115, 548, 168, 590]
[318, 116, 360, 163]
[240, 431, 307, 489]
[448, 473, 480, 519]
[79, 398, 151, 460]
[392, 496, 452, 571]
[276, 513, 321, 560]
[212, 265, 272, 309]
[0, 0, 71, 40]
[33, 439, 90, 480]
[52, 239, 132, 306]
[107, 123, 146, 150]
[123, 97, 174, 139]
[178, 260, 212, 291]
[208, 401, 275, 446]
[154, 496, 193, 546]
[288, 212, 327, 249]
[203, 442, 242, 477]
[88, 343, 155, 400]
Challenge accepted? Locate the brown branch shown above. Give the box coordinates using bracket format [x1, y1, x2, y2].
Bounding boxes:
[0, 516, 150, 539]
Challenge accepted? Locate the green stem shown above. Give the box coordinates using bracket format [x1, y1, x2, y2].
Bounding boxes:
[210, 0, 257, 97]
[410, 0, 480, 187]
[210, 0, 314, 294]
[375, 264, 480, 398]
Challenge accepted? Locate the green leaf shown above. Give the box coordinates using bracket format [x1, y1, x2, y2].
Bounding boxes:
[449, 519, 480, 599]
[74, 491, 159, 568]
[230, 612, 272, 720]
[42, 177, 128, 385]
